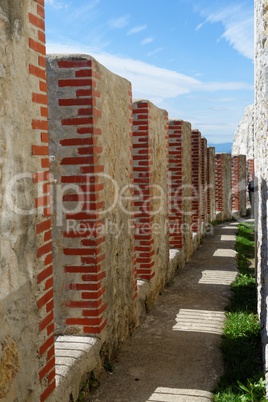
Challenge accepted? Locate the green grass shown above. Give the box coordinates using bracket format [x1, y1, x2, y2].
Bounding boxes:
[213, 222, 266, 402]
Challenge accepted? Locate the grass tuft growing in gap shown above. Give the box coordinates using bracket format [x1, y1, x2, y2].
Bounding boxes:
[213, 222, 266, 401]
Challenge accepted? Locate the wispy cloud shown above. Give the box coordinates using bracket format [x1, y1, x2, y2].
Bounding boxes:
[46, 0, 100, 24]
[127, 24, 147, 35]
[198, 81, 252, 91]
[196, 3, 254, 60]
[196, 21, 207, 31]
[147, 48, 163, 57]
[108, 15, 130, 29]
[45, 0, 69, 9]
[141, 37, 154, 45]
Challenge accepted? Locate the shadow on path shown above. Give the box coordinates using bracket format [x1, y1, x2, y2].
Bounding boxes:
[89, 223, 238, 402]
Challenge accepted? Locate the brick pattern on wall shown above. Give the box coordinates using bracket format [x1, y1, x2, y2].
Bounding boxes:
[128, 90, 138, 301]
[168, 120, 184, 249]
[232, 156, 240, 212]
[207, 148, 211, 219]
[232, 155, 247, 216]
[215, 153, 233, 220]
[133, 102, 155, 281]
[201, 137, 207, 223]
[191, 130, 201, 233]
[56, 58, 108, 335]
[206, 147, 216, 222]
[215, 154, 223, 213]
[247, 158, 255, 182]
[29, 1, 55, 401]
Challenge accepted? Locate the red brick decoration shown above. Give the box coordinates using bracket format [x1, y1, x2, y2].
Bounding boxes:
[247, 158, 255, 181]
[191, 130, 202, 233]
[207, 148, 212, 219]
[55, 58, 108, 335]
[201, 137, 207, 223]
[168, 120, 184, 249]
[232, 156, 240, 212]
[128, 90, 138, 301]
[215, 153, 232, 220]
[215, 154, 224, 213]
[206, 147, 216, 221]
[29, 1, 55, 401]
[133, 101, 155, 281]
[232, 155, 247, 216]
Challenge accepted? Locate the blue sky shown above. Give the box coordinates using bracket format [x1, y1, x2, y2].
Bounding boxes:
[45, 0, 254, 145]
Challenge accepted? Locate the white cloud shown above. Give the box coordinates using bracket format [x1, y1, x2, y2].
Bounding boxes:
[127, 25, 147, 35]
[46, 42, 253, 102]
[45, 0, 69, 9]
[108, 15, 130, 29]
[198, 81, 253, 92]
[196, 21, 207, 31]
[197, 4, 254, 60]
[141, 37, 154, 46]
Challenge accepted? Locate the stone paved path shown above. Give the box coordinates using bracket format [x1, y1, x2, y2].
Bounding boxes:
[88, 222, 238, 402]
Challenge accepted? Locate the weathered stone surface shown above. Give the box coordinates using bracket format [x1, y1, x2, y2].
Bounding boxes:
[181, 122, 193, 261]
[215, 154, 232, 221]
[167, 120, 192, 281]
[232, 105, 254, 158]
[149, 103, 169, 297]
[254, 0, 268, 392]
[0, 336, 19, 399]
[0, 1, 45, 400]
[207, 147, 216, 222]
[231, 155, 247, 217]
[47, 55, 138, 352]
[132, 100, 169, 301]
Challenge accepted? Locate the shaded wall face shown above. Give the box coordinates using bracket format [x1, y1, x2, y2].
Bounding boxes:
[222, 154, 232, 220]
[150, 104, 169, 293]
[238, 155, 247, 216]
[231, 155, 246, 217]
[0, 1, 52, 401]
[255, 0, 268, 384]
[132, 100, 169, 297]
[215, 154, 232, 221]
[96, 61, 137, 348]
[181, 122, 193, 259]
[201, 138, 208, 225]
[191, 130, 202, 233]
[47, 56, 137, 350]
[208, 147, 216, 222]
[168, 119, 192, 260]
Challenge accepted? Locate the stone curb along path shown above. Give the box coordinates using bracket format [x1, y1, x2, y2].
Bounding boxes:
[88, 222, 239, 402]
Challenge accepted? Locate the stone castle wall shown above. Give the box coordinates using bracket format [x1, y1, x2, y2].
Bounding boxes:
[0, 1, 250, 401]
[0, 1, 55, 401]
[255, 0, 268, 393]
[232, 105, 254, 158]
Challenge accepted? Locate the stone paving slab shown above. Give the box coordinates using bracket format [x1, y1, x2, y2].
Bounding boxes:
[88, 223, 238, 402]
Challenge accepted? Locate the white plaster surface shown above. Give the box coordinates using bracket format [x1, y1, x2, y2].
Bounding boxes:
[52, 336, 101, 401]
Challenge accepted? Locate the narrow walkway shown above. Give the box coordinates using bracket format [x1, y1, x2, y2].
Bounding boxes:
[89, 222, 238, 402]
